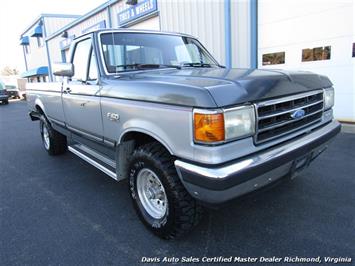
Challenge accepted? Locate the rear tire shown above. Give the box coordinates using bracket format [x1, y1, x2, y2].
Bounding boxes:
[39, 115, 67, 155]
[3, 100, 8, 105]
[128, 143, 204, 239]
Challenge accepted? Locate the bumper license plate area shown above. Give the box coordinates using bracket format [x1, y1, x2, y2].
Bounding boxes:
[290, 153, 313, 178]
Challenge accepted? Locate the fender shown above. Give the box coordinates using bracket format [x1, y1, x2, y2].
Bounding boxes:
[118, 122, 174, 156]
[34, 98, 46, 115]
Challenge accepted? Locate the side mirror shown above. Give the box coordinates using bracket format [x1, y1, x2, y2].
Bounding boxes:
[53, 63, 74, 77]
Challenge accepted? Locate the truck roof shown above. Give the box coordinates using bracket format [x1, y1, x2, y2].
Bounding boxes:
[75, 28, 196, 40]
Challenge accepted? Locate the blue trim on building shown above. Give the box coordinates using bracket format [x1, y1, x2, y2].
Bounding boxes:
[19, 36, 30, 45]
[21, 66, 48, 78]
[250, 0, 258, 69]
[224, 0, 232, 68]
[31, 25, 43, 37]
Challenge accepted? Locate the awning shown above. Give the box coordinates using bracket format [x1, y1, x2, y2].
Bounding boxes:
[31, 25, 43, 37]
[21, 66, 48, 78]
[19, 36, 29, 45]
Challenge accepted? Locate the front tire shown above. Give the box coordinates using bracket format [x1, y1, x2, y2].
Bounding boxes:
[3, 100, 8, 105]
[39, 115, 67, 155]
[129, 143, 203, 239]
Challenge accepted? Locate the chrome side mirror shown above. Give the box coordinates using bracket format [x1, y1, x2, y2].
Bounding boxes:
[53, 63, 74, 77]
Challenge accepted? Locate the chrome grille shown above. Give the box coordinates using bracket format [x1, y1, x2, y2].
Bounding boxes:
[255, 90, 324, 144]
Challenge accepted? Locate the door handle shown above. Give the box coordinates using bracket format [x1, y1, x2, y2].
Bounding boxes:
[63, 87, 71, 94]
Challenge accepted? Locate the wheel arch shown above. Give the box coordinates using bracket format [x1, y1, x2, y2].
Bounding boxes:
[115, 129, 174, 180]
[119, 129, 174, 155]
[34, 98, 46, 115]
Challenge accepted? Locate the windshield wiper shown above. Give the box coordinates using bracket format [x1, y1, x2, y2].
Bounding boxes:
[181, 62, 214, 68]
[115, 63, 181, 70]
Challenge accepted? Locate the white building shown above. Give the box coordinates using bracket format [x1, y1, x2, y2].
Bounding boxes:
[44, 0, 253, 72]
[19, 14, 79, 83]
[20, 0, 355, 122]
[258, 0, 355, 122]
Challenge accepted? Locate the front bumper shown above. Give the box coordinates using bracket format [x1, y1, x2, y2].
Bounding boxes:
[175, 120, 341, 204]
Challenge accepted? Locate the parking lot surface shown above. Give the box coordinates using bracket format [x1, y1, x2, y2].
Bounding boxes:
[1, 101, 354, 265]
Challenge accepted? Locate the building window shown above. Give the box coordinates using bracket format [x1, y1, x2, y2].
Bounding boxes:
[352, 43, 355, 57]
[37, 77, 41, 83]
[302, 46, 331, 62]
[262, 52, 285, 65]
[37, 37, 44, 47]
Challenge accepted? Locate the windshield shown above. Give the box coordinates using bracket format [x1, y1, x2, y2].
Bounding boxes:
[5, 85, 16, 90]
[100, 32, 219, 74]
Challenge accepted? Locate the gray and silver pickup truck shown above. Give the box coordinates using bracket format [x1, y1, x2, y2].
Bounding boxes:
[27, 29, 340, 239]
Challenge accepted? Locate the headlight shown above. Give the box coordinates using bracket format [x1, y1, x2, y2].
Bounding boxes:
[193, 105, 255, 144]
[224, 105, 255, 140]
[323, 87, 334, 110]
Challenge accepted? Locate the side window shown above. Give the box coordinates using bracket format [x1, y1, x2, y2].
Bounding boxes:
[72, 39, 92, 81]
[88, 49, 98, 81]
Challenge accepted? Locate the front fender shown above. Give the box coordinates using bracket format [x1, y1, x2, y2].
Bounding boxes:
[100, 97, 194, 161]
[118, 120, 175, 155]
[34, 98, 46, 114]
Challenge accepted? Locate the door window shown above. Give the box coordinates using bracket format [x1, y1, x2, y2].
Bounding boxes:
[72, 39, 92, 82]
[88, 49, 98, 81]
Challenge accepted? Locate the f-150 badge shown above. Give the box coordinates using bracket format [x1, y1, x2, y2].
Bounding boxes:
[107, 112, 120, 121]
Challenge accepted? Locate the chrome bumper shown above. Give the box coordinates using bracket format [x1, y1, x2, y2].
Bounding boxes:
[175, 120, 341, 204]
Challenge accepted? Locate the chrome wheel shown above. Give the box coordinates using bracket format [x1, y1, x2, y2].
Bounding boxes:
[42, 124, 50, 150]
[136, 168, 168, 219]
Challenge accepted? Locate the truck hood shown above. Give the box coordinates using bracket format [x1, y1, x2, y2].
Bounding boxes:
[103, 68, 332, 108]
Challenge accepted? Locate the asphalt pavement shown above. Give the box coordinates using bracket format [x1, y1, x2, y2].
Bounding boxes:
[0, 101, 354, 265]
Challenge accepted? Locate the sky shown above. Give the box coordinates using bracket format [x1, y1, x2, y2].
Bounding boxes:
[0, 0, 104, 73]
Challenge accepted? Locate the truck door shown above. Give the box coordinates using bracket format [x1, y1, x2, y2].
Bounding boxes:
[62, 37, 103, 141]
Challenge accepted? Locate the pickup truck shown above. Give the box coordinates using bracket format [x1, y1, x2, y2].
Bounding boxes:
[27, 29, 341, 239]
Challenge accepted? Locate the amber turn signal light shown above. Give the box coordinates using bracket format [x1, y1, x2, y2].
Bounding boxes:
[194, 113, 225, 143]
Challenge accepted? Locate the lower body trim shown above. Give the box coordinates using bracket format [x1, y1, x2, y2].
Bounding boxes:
[68, 146, 117, 180]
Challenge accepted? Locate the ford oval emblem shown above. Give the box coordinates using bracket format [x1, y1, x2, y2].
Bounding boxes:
[291, 109, 306, 119]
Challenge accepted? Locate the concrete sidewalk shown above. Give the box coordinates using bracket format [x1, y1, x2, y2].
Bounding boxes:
[340, 122, 355, 134]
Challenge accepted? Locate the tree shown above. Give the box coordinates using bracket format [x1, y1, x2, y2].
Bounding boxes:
[1, 66, 19, 76]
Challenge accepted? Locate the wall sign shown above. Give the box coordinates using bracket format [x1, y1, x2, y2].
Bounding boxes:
[117, 0, 157, 26]
[82, 20, 106, 34]
[60, 35, 75, 50]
